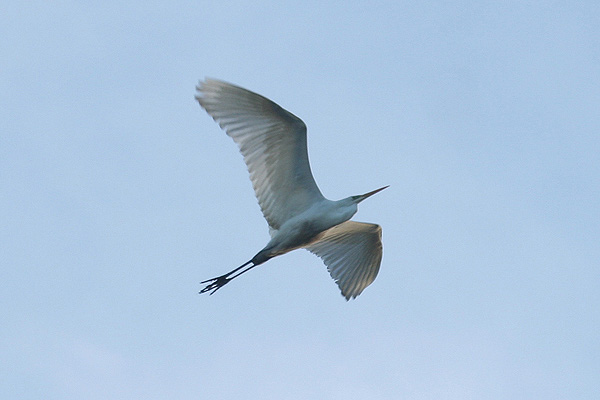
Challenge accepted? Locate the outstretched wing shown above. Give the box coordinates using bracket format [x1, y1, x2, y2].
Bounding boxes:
[196, 79, 324, 230]
[306, 221, 383, 300]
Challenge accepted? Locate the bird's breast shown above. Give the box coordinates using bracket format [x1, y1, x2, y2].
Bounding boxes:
[269, 203, 353, 253]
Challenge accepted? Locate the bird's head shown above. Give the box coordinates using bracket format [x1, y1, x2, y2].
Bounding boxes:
[350, 185, 389, 204]
[335, 185, 388, 222]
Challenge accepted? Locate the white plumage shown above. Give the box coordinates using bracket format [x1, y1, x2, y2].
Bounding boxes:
[196, 79, 387, 300]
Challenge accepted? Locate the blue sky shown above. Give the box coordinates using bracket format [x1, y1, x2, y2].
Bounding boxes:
[1, 1, 598, 399]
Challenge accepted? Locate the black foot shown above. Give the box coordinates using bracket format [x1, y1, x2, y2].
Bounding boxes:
[199, 275, 231, 295]
[199, 260, 255, 296]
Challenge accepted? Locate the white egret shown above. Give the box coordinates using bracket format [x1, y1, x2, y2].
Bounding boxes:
[196, 79, 387, 300]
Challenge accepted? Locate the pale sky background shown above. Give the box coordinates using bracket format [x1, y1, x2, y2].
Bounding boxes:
[1, 1, 599, 399]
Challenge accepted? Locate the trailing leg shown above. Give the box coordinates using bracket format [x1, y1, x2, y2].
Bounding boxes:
[199, 260, 256, 295]
[199, 247, 278, 295]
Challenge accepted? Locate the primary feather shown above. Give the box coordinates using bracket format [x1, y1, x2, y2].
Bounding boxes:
[196, 79, 324, 230]
[307, 221, 383, 300]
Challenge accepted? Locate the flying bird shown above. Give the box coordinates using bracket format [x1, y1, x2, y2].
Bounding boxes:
[195, 79, 387, 300]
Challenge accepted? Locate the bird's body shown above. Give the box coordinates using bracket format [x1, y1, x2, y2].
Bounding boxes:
[196, 79, 387, 300]
[256, 198, 357, 262]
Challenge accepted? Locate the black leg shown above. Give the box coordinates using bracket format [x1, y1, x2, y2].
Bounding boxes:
[199, 260, 256, 295]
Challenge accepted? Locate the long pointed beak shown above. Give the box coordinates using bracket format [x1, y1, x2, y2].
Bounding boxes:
[355, 185, 389, 203]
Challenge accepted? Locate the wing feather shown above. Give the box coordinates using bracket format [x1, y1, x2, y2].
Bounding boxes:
[306, 221, 383, 300]
[196, 79, 324, 229]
